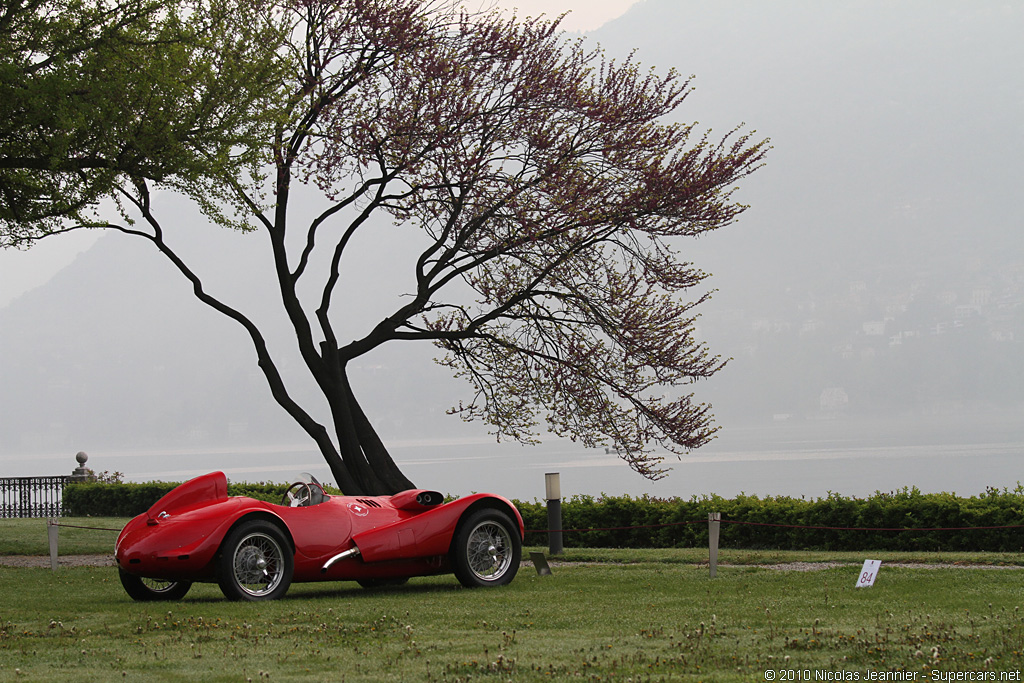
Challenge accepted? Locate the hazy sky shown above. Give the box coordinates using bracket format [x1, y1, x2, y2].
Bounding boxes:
[481, 0, 641, 31]
[3, 1, 1022, 498]
[0, 0, 641, 309]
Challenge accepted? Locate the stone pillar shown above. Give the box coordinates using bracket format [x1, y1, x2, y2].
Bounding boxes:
[70, 451, 93, 482]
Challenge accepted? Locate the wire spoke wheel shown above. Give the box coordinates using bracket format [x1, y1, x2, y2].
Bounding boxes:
[452, 509, 521, 588]
[119, 569, 191, 601]
[232, 532, 285, 596]
[218, 520, 293, 601]
[142, 577, 179, 593]
[466, 521, 514, 580]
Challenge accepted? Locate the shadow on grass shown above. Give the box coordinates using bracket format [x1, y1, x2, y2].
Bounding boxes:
[119, 575, 475, 604]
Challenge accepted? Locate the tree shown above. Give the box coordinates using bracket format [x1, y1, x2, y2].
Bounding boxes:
[2, 0, 769, 494]
[0, 0, 286, 231]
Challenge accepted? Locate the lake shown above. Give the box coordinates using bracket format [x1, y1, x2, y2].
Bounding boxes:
[7, 412, 1022, 501]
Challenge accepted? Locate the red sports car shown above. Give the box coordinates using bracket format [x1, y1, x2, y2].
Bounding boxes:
[115, 471, 524, 601]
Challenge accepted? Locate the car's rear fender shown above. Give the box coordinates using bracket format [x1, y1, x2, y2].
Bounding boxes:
[450, 497, 525, 548]
[118, 499, 292, 581]
[170, 508, 295, 581]
[146, 471, 228, 520]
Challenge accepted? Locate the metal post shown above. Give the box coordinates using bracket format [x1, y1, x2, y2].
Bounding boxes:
[708, 512, 721, 578]
[47, 518, 59, 570]
[545, 473, 563, 556]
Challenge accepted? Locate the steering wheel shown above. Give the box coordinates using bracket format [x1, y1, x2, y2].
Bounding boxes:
[282, 482, 314, 507]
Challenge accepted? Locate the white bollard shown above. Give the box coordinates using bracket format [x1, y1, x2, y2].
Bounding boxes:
[708, 512, 721, 578]
[47, 518, 59, 570]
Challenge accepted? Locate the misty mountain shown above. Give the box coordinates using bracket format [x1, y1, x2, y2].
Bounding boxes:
[0, 202, 474, 455]
[1, 0, 1021, 465]
[595, 0, 1024, 421]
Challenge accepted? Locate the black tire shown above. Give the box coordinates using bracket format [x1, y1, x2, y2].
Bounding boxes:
[217, 519, 293, 601]
[119, 569, 192, 601]
[450, 508, 521, 588]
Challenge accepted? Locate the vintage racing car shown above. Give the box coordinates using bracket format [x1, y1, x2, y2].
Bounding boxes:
[115, 471, 523, 601]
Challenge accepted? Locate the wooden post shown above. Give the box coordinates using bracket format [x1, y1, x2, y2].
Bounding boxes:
[708, 512, 721, 578]
[47, 518, 59, 571]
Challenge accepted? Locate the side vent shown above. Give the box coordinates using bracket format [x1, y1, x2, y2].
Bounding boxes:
[355, 498, 383, 509]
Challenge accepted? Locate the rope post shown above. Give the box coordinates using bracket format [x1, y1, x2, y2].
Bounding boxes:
[708, 512, 721, 578]
[545, 473, 563, 556]
[47, 518, 59, 571]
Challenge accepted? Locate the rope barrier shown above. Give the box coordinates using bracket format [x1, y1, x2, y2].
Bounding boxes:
[527, 517, 1024, 535]
[49, 522, 121, 532]
[720, 519, 1024, 532]
[524, 520, 708, 536]
[44, 519, 119, 571]
[56, 516, 1024, 536]
[55, 517, 1024, 536]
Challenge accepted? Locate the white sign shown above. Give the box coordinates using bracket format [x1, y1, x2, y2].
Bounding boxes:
[855, 559, 882, 588]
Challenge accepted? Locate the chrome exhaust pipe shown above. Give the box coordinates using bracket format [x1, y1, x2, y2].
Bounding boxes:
[322, 546, 361, 573]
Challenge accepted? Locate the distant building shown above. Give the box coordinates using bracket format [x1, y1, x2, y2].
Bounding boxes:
[819, 387, 849, 413]
[862, 320, 886, 336]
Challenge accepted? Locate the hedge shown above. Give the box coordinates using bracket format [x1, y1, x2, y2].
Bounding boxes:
[64, 482, 1024, 552]
[514, 487, 1024, 552]
[62, 481, 330, 517]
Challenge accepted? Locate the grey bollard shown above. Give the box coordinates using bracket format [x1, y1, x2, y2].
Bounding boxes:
[545, 473, 563, 556]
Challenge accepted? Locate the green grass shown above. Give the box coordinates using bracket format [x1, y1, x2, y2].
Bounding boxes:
[0, 517, 126, 555]
[4, 518, 1024, 680]
[552, 546, 1024, 567]
[3, 548, 1024, 681]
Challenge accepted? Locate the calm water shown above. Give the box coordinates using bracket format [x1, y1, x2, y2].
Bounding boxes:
[8, 413, 1023, 500]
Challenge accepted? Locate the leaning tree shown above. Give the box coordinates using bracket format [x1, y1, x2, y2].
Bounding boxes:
[3, 0, 768, 494]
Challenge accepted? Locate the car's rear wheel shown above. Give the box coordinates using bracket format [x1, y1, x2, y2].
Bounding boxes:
[119, 569, 192, 601]
[217, 520, 293, 601]
[451, 508, 521, 588]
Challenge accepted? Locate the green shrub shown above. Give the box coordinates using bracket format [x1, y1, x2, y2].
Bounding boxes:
[62, 480, 342, 517]
[514, 485, 1024, 552]
[63, 481, 177, 517]
[64, 479, 1024, 552]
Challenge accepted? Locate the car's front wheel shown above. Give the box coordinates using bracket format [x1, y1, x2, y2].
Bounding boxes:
[217, 520, 293, 601]
[119, 569, 192, 601]
[451, 508, 521, 588]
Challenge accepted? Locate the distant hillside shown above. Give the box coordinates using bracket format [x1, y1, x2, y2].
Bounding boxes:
[594, 0, 1024, 420]
[0, 220, 470, 456]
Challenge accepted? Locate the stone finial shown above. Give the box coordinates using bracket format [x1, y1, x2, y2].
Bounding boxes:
[71, 451, 93, 481]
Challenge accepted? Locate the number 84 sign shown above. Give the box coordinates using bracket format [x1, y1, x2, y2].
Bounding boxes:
[856, 559, 881, 588]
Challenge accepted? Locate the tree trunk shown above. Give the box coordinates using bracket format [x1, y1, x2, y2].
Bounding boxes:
[322, 370, 416, 496]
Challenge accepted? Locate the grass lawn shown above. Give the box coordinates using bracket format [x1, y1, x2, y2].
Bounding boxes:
[3, 518, 1024, 681]
[0, 517, 126, 556]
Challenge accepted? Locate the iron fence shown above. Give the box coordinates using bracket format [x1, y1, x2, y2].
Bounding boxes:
[0, 476, 72, 518]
